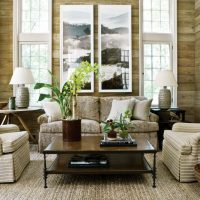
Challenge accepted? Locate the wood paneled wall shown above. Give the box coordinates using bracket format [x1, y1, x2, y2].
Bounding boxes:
[177, 0, 195, 122]
[0, 0, 198, 139]
[195, 0, 200, 122]
[0, 0, 13, 101]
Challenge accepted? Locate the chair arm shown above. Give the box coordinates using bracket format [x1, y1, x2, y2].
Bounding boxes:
[0, 124, 20, 134]
[149, 112, 159, 122]
[172, 123, 200, 133]
[37, 114, 48, 125]
[190, 133, 200, 156]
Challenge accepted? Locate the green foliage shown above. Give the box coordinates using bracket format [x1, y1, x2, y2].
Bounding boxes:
[34, 61, 98, 120]
[68, 61, 98, 96]
[34, 72, 72, 119]
[102, 110, 132, 139]
[102, 120, 119, 134]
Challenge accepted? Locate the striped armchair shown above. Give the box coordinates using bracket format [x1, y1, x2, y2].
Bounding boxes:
[0, 124, 30, 183]
[162, 123, 200, 182]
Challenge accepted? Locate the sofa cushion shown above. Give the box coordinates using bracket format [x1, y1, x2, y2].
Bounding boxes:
[76, 96, 99, 122]
[164, 130, 193, 154]
[81, 119, 100, 133]
[0, 131, 28, 153]
[100, 120, 158, 133]
[40, 121, 63, 133]
[40, 119, 100, 134]
[128, 120, 159, 133]
[100, 96, 146, 122]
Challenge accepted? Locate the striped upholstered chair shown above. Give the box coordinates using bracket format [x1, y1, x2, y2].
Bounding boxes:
[162, 123, 200, 182]
[0, 124, 30, 183]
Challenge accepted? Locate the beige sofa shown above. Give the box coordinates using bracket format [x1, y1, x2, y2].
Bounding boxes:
[38, 96, 159, 152]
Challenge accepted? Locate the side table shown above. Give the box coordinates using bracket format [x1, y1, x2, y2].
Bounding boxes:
[0, 107, 42, 143]
[151, 107, 186, 150]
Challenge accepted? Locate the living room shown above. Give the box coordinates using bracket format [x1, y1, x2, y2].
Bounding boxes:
[0, 0, 200, 199]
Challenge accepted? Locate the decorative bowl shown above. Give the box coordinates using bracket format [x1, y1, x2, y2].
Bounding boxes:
[0, 102, 7, 109]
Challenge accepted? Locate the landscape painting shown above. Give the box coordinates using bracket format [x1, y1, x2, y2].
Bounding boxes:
[98, 5, 132, 92]
[60, 5, 94, 92]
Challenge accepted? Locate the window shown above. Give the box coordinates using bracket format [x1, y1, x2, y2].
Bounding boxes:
[140, 0, 177, 106]
[143, 0, 170, 33]
[13, 0, 52, 106]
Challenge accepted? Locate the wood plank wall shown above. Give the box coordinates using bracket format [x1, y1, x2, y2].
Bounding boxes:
[195, 0, 200, 122]
[0, 0, 198, 139]
[177, 0, 195, 122]
[0, 0, 13, 101]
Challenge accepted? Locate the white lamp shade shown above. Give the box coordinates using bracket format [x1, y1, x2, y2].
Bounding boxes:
[10, 68, 35, 85]
[155, 70, 178, 87]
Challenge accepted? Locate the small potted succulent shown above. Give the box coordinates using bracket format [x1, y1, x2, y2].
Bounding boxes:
[102, 110, 132, 139]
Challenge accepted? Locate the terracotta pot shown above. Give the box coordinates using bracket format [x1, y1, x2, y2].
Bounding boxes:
[108, 130, 117, 139]
[62, 119, 81, 142]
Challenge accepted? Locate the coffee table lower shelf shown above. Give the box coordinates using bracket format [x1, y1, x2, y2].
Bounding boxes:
[43, 153, 156, 188]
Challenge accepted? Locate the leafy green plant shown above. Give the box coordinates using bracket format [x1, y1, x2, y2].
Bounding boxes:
[34, 72, 72, 119]
[102, 119, 119, 134]
[67, 61, 98, 119]
[102, 110, 132, 139]
[34, 61, 98, 120]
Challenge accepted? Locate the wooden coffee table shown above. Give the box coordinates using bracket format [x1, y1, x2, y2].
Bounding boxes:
[43, 136, 157, 188]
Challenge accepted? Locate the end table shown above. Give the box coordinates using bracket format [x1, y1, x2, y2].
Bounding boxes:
[0, 107, 42, 143]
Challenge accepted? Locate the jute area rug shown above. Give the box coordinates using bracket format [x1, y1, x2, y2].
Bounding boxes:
[0, 147, 199, 200]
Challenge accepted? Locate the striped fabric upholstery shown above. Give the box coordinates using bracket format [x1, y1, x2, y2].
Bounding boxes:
[162, 129, 200, 182]
[0, 138, 2, 155]
[0, 125, 30, 183]
[0, 124, 20, 134]
[172, 123, 200, 133]
[0, 131, 28, 153]
[0, 142, 30, 183]
[164, 130, 200, 155]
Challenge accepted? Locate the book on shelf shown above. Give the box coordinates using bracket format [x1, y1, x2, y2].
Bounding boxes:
[68, 154, 109, 168]
[100, 134, 137, 147]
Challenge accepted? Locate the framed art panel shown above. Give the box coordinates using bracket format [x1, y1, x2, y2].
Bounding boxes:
[60, 5, 94, 92]
[98, 5, 132, 92]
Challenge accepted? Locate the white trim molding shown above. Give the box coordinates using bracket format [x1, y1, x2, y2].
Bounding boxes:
[139, 0, 177, 107]
[13, 0, 52, 106]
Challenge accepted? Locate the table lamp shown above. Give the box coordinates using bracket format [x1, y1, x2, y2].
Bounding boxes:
[9, 67, 35, 108]
[155, 70, 177, 109]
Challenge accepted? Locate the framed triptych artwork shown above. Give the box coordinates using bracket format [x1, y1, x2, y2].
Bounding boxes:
[98, 5, 132, 92]
[60, 5, 94, 92]
[60, 5, 132, 93]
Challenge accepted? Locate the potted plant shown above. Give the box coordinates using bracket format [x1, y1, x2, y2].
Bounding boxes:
[102, 110, 132, 139]
[34, 61, 98, 142]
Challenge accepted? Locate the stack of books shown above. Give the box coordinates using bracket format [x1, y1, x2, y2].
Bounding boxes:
[100, 134, 137, 147]
[68, 154, 109, 168]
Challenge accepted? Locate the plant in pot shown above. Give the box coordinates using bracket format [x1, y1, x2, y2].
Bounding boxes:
[34, 61, 98, 142]
[102, 110, 132, 139]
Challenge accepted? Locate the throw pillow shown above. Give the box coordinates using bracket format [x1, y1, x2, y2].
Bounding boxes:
[43, 102, 62, 122]
[107, 99, 135, 121]
[132, 99, 152, 121]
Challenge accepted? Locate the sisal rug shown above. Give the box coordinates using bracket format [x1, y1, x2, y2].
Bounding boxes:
[0, 147, 199, 200]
